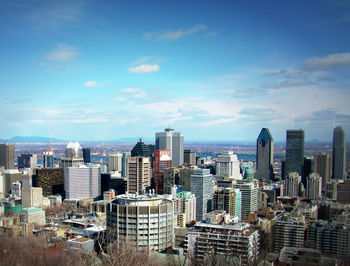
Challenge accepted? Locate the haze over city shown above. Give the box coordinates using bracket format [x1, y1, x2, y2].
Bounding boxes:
[1, 0, 350, 142]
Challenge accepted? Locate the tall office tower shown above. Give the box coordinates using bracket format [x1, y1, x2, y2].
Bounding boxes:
[184, 149, 196, 166]
[212, 187, 241, 220]
[179, 166, 196, 191]
[273, 214, 306, 253]
[127, 157, 151, 193]
[281, 158, 286, 180]
[121, 152, 131, 178]
[284, 172, 302, 197]
[191, 168, 213, 221]
[18, 154, 37, 169]
[32, 168, 64, 196]
[107, 193, 174, 252]
[174, 191, 196, 227]
[306, 173, 322, 200]
[108, 153, 122, 174]
[82, 148, 91, 163]
[256, 128, 274, 181]
[233, 181, 258, 221]
[0, 143, 15, 169]
[64, 165, 101, 200]
[285, 129, 304, 176]
[314, 153, 332, 190]
[163, 167, 179, 194]
[153, 150, 172, 194]
[215, 151, 240, 179]
[131, 138, 152, 157]
[332, 126, 346, 180]
[155, 128, 184, 167]
[337, 180, 350, 204]
[43, 150, 54, 168]
[60, 142, 84, 168]
[302, 157, 314, 186]
[22, 187, 43, 208]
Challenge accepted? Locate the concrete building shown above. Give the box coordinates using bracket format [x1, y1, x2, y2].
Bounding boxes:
[306, 173, 322, 200]
[163, 167, 179, 194]
[256, 128, 274, 181]
[106, 193, 174, 252]
[179, 167, 196, 192]
[18, 154, 37, 169]
[184, 149, 196, 166]
[215, 151, 240, 179]
[191, 169, 213, 221]
[42, 150, 54, 168]
[65, 236, 95, 254]
[314, 153, 332, 190]
[273, 214, 306, 253]
[185, 221, 260, 264]
[64, 165, 101, 199]
[285, 129, 304, 176]
[121, 152, 131, 178]
[20, 207, 45, 225]
[127, 157, 151, 193]
[153, 150, 172, 194]
[155, 128, 184, 167]
[337, 180, 350, 204]
[32, 168, 64, 196]
[284, 172, 302, 197]
[22, 187, 43, 208]
[11, 181, 21, 197]
[174, 191, 196, 226]
[233, 181, 258, 221]
[212, 187, 241, 220]
[4, 170, 22, 194]
[108, 153, 122, 174]
[60, 142, 84, 168]
[0, 143, 15, 169]
[333, 126, 346, 180]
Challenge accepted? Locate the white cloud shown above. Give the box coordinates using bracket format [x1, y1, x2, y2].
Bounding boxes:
[144, 24, 212, 41]
[70, 118, 109, 124]
[303, 52, 350, 70]
[119, 88, 147, 98]
[84, 81, 100, 87]
[128, 64, 160, 74]
[45, 44, 79, 62]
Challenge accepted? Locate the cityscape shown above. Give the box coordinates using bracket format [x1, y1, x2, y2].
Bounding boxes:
[1, 1, 350, 266]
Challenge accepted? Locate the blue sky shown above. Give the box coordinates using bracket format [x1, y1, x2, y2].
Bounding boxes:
[0, 0, 350, 142]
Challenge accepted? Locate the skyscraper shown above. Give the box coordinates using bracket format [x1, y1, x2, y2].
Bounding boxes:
[18, 153, 37, 169]
[284, 172, 301, 197]
[285, 129, 304, 176]
[131, 138, 152, 157]
[82, 148, 91, 163]
[155, 128, 184, 167]
[233, 181, 258, 221]
[306, 173, 322, 200]
[108, 153, 122, 174]
[314, 153, 332, 190]
[184, 149, 196, 166]
[43, 150, 54, 168]
[256, 128, 274, 181]
[127, 157, 151, 193]
[212, 187, 241, 220]
[0, 143, 15, 169]
[215, 151, 240, 179]
[332, 126, 346, 180]
[60, 142, 84, 168]
[153, 150, 172, 194]
[191, 168, 213, 221]
[121, 152, 131, 178]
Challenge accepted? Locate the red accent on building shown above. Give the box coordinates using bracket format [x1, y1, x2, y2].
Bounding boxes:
[153, 150, 172, 194]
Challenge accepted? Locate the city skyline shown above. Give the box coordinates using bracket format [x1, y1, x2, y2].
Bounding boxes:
[0, 1, 350, 141]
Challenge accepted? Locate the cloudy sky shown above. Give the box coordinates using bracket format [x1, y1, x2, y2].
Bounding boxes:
[1, 0, 350, 142]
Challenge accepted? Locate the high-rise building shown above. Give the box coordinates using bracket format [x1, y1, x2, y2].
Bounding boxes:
[184, 149, 196, 166]
[284, 172, 301, 197]
[60, 142, 84, 168]
[32, 168, 64, 196]
[314, 153, 332, 190]
[43, 150, 54, 168]
[233, 181, 258, 221]
[0, 143, 15, 169]
[153, 150, 172, 194]
[131, 139, 152, 157]
[306, 173, 322, 200]
[155, 128, 184, 167]
[4, 169, 22, 194]
[18, 153, 37, 169]
[64, 165, 101, 199]
[121, 152, 131, 178]
[285, 129, 304, 176]
[212, 187, 241, 220]
[179, 166, 196, 191]
[256, 128, 274, 181]
[302, 157, 314, 186]
[82, 148, 91, 163]
[191, 168, 213, 221]
[163, 167, 179, 194]
[215, 151, 240, 179]
[108, 153, 122, 174]
[22, 187, 43, 208]
[174, 191, 196, 227]
[337, 180, 350, 204]
[107, 193, 174, 252]
[127, 157, 151, 193]
[332, 126, 346, 180]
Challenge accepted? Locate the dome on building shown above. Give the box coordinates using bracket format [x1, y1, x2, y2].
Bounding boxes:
[244, 167, 253, 179]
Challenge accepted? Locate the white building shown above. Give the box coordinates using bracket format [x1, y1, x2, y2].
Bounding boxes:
[108, 153, 122, 175]
[233, 181, 258, 221]
[20, 207, 46, 225]
[65, 165, 101, 199]
[215, 151, 241, 179]
[155, 128, 184, 167]
[22, 187, 43, 208]
[284, 172, 301, 197]
[306, 173, 322, 200]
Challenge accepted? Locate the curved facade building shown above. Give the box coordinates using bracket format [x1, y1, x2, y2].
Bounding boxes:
[107, 193, 174, 252]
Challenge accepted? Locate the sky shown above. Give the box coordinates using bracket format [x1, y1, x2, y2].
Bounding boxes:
[0, 0, 350, 142]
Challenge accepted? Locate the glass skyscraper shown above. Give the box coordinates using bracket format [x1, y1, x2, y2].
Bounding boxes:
[285, 129, 304, 176]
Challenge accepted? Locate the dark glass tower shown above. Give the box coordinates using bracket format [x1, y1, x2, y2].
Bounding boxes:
[332, 126, 346, 180]
[285, 129, 304, 176]
[131, 138, 152, 157]
[82, 148, 91, 163]
[256, 128, 274, 181]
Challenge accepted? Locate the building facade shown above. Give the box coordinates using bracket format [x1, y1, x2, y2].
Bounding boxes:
[18, 154, 37, 169]
[153, 150, 172, 194]
[174, 191, 196, 226]
[215, 151, 240, 179]
[127, 157, 151, 193]
[22, 187, 43, 208]
[285, 129, 304, 176]
[333, 126, 346, 180]
[284, 172, 302, 197]
[256, 128, 274, 181]
[233, 181, 257, 221]
[0, 143, 15, 169]
[314, 153, 332, 190]
[306, 173, 322, 200]
[212, 187, 241, 220]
